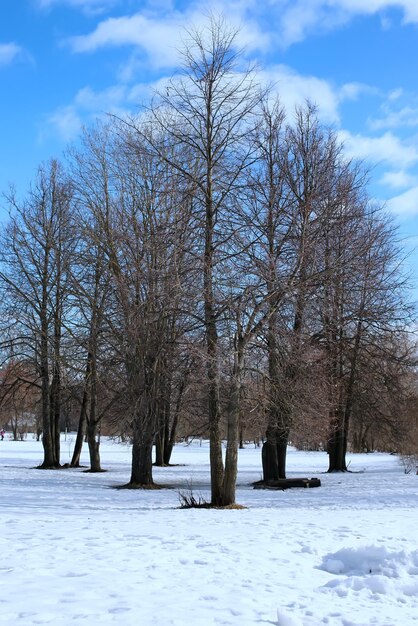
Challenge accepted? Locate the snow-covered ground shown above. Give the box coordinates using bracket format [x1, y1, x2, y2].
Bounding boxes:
[0, 435, 417, 626]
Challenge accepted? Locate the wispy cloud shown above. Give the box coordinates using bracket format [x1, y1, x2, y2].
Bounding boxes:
[45, 81, 144, 140]
[61, 0, 418, 75]
[275, 0, 418, 47]
[66, 6, 269, 68]
[264, 65, 342, 124]
[387, 185, 418, 216]
[67, 13, 184, 67]
[339, 82, 379, 102]
[379, 170, 417, 189]
[0, 42, 26, 67]
[338, 129, 418, 169]
[46, 105, 83, 142]
[370, 105, 418, 130]
[261, 66, 379, 126]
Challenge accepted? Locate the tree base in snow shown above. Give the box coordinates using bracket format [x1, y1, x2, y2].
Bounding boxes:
[253, 477, 321, 490]
[115, 482, 167, 490]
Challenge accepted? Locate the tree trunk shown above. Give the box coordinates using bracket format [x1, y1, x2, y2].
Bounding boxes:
[154, 422, 165, 467]
[71, 406, 86, 467]
[262, 428, 279, 483]
[86, 338, 101, 472]
[164, 361, 191, 465]
[50, 366, 61, 467]
[327, 411, 348, 472]
[221, 336, 244, 506]
[277, 427, 289, 479]
[129, 423, 154, 486]
[39, 310, 56, 468]
[154, 363, 169, 467]
[263, 312, 283, 482]
[86, 420, 101, 472]
[70, 355, 91, 467]
[204, 182, 224, 505]
[164, 414, 178, 466]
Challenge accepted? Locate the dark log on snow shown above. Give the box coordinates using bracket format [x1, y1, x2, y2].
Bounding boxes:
[253, 477, 321, 490]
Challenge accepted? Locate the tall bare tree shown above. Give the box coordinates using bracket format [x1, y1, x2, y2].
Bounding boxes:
[0, 160, 74, 467]
[136, 15, 263, 504]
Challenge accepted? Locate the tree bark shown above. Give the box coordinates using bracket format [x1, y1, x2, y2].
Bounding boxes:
[86, 420, 101, 472]
[129, 422, 154, 486]
[39, 289, 56, 468]
[262, 427, 280, 483]
[327, 409, 348, 472]
[70, 356, 91, 467]
[205, 181, 224, 505]
[221, 335, 245, 506]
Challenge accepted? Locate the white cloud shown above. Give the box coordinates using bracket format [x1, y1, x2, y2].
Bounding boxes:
[370, 106, 418, 130]
[339, 82, 379, 102]
[61, 0, 418, 78]
[338, 130, 418, 169]
[386, 186, 418, 216]
[57, 0, 418, 65]
[74, 84, 127, 110]
[261, 67, 377, 126]
[270, 0, 418, 47]
[0, 43, 25, 66]
[277, 2, 347, 47]
[45, 81, 150, 140]
[379, 170, 417, 189]
[66, 7, 270, 68]
[388, 88, 403, 101]
[46, 105, 82, 141]
[47, 60, 379, 144]
[263, 65, 341, 124]
[67, 13, 185, 67]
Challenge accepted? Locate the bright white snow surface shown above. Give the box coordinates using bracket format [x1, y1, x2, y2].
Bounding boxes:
[0, 437, 417, 626]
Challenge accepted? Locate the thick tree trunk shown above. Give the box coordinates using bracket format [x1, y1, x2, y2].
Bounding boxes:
[129, 423, 154, 486]
[86, 420, 101, 472]
[262, 428, 279, 483]
[263, 313, 286, 482]
[327, 411, 348, 472]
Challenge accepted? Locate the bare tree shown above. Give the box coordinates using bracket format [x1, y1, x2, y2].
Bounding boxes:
[321, 207, 413, 471]
[135, 15, 263, 504]
[0, 161, 74, 467]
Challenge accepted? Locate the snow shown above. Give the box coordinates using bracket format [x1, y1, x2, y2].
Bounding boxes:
[0, 436, 417, 626]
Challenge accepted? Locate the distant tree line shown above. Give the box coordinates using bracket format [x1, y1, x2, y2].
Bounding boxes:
[0, 17, 416, 505]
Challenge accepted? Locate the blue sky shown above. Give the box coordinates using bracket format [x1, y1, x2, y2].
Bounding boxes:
[1, 0, 418, 282]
